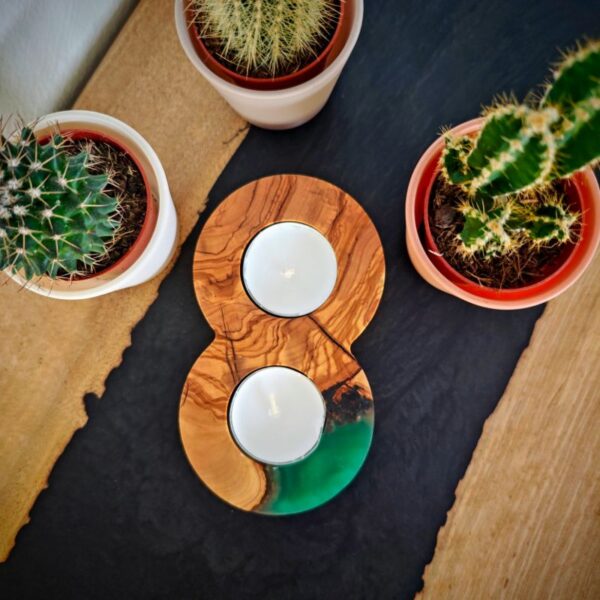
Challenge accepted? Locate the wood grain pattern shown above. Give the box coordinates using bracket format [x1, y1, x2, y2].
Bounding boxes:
[179, 175, 385, 513]
[419, 251, 600, 599]
[0, 0, 247, 561]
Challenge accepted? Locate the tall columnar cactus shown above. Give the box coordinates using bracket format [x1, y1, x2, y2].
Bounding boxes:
[191, 0, 338, 77]
[442, 41, 600, 198]
[440, 40, 599, 258]
[441, 104, 559, 197]
[0, 125, 120, 280]
[541, 40, 600, 178]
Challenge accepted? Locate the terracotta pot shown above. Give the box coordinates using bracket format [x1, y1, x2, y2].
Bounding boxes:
[175, 0, 364, 130]
[405, 118, 600, 310]
[184, 1, 347, 91]
[5, 110, 178, 300]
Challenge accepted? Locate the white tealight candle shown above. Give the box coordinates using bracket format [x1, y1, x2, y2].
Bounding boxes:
[242, 222, 337, 317]
[228, 367, 326, 465]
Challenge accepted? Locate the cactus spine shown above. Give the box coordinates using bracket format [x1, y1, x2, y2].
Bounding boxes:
[191, 0, 338, 77]
[440, 40, 599, 258]
[0, 125, 120, 280]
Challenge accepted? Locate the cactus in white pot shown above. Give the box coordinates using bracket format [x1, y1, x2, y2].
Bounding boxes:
[1, 111, 178, 300]
[0, 124, 123, 280]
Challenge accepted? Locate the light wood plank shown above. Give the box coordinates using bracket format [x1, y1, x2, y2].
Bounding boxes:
[419, 252, 600, 599]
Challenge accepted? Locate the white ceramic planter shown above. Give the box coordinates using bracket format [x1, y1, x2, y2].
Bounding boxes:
[5, 110, 178, 300]
[174, 0, 364, 130]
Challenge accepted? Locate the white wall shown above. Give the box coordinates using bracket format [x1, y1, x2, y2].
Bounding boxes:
[0, 0, 138, 120]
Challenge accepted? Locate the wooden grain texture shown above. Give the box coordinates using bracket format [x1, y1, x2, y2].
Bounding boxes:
[419, 251, 600, 599]
[0, 0, 247, 561]
[179, 175, 385, 513]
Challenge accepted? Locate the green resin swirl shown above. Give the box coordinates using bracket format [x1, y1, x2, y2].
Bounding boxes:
[261, 415, 374, 515]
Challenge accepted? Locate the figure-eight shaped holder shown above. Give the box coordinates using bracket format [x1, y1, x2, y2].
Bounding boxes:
[179, 174, 385, 514]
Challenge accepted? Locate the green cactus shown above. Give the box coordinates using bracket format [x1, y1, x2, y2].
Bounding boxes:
[523, 200, 579, 245]
[542, 40, 600, 178]
[442, 104, 558, 197]
[191, 0, 338, 77]
[457, 197, 519, 257]
[442, 40, 599, 198]
[0, 125, 120, 280]
[439, 40, 598, 260]
[456, 193, 578, 257]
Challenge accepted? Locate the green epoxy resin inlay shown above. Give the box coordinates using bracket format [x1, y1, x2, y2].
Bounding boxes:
[261, 415, 374, 515]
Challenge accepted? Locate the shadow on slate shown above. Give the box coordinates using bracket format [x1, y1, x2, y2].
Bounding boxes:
[1, 1, 597, 598]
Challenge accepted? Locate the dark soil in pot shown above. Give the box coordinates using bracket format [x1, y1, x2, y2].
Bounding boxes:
[62, 137, 147, 278]
[427, 174, 580, 289]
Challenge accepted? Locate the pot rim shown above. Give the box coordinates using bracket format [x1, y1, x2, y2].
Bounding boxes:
[405, 118, 600, 309]
[174, 0, 364, 100]
[184, 0, 347, 91]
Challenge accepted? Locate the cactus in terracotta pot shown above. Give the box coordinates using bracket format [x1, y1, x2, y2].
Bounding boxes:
[190, 0, 339, 77]
[439, 40, 599, 258]
[0, 124, 121, 280]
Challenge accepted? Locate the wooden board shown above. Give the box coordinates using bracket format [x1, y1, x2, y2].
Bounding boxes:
[419, 250, 600, 599]
[0, 0, 248, 561]
[179, 175, 385, 514]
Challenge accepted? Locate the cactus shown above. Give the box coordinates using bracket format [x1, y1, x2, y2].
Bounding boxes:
[191, 0, 338, 77]
[0, 124, 120, 280]
[456, 192, 578, 257]
[523, 199, 579, 245]
[442, 40, 599, 198]
[439, 40, 598, 260]
[456, 197, 517, 257]
[442, 104, 559, 197]
[542, 40, 600, 178]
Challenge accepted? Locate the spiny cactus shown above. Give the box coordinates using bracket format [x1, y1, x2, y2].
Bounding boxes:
[542, 40, 600, 178]
[191, 0, 338, 77]
[442, 104, 559, 197]
[457, 198, 516, 257]
[442, 40, 600, 199]
[0, 124, 121, 280]
[438, 40, 598, 259]
[456, 192, 578, 257]
[523, 200, 579, 245]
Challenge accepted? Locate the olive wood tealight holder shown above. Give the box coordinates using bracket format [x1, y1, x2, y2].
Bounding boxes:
[179, 174, 385, 514]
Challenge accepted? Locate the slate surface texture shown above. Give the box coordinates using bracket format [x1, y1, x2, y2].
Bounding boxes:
[0, 0, 597, 598]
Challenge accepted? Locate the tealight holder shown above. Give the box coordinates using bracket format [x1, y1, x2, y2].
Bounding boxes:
[179, 174, 385, 514]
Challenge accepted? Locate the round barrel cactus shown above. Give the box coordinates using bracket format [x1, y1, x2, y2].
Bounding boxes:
[0, 125, 120, 280]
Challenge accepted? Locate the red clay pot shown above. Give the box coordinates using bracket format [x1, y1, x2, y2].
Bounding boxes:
[405, 118, 600, 309]
[185, 1, 347, 91]
[38, 129, 157, 280]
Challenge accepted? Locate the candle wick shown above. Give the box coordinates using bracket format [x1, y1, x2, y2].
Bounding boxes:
[281, 267, 296, 279]
[268, 393, 280, 417]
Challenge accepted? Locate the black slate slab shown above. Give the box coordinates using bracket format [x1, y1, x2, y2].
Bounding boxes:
[1, 0, 597, 598]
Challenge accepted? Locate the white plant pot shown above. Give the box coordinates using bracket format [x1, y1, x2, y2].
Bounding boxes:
[4, 110, 178, 300]
[174, 0, 364, 130]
